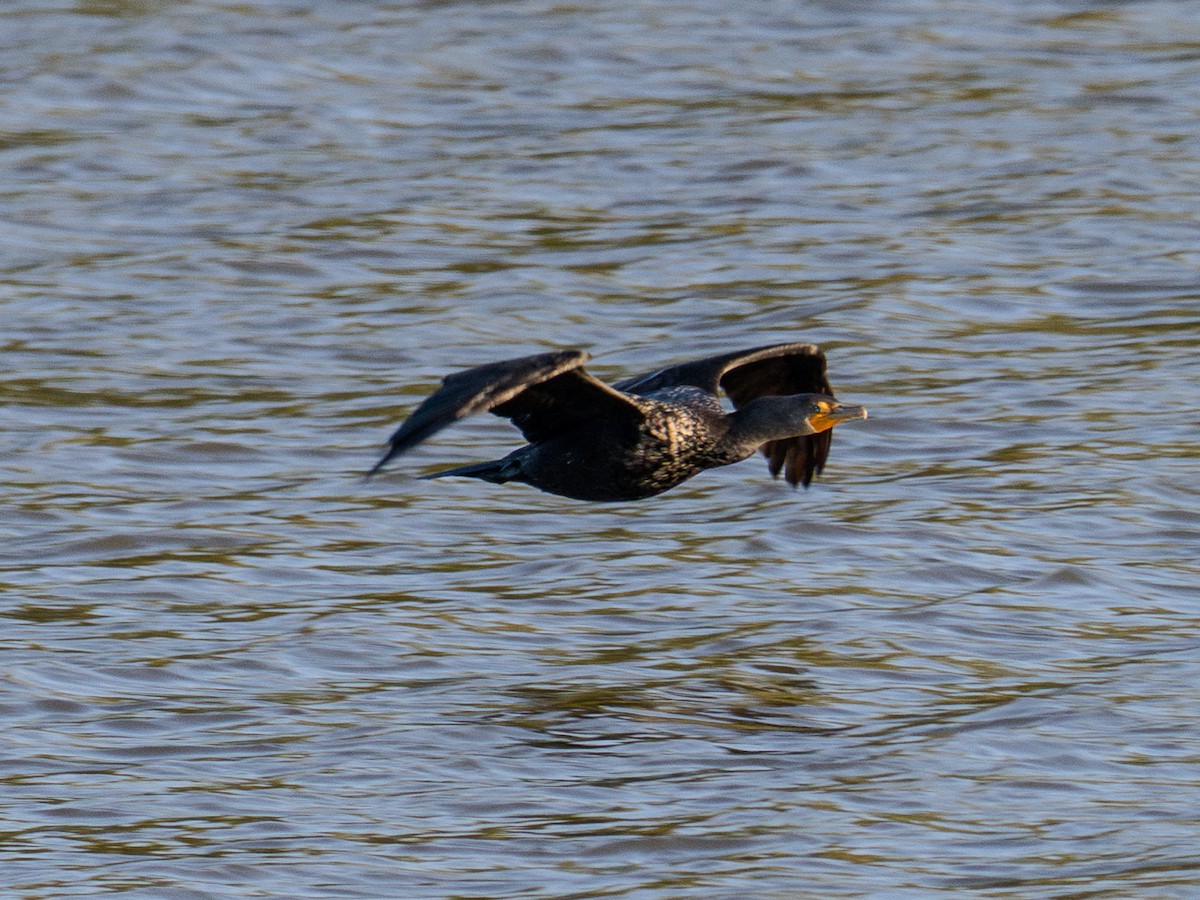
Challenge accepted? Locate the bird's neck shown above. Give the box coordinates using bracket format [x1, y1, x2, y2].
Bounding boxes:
[721, 397, 813, 457]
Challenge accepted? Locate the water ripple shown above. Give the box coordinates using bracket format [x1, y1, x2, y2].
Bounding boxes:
[4, 0, 1200, 897]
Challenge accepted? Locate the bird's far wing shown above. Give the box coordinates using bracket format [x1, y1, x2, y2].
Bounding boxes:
[758, 425, 832, 489]
[716, 343, 834, 488]
[614, 342, 829, 398]
[370, 350, 590, 476]
[714, 343, 831, 405]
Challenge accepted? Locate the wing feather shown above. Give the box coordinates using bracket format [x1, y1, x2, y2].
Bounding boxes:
[369, 350, 644, 475]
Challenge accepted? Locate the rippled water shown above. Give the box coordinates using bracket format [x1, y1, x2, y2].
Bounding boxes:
[5, 1, 1200, 897]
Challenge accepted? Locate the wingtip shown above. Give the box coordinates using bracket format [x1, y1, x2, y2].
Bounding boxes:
[366, 443, 399, 480]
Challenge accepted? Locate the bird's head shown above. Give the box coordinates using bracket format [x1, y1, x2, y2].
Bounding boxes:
[802, 394, 869, 433]
[729, 393, 867, 451]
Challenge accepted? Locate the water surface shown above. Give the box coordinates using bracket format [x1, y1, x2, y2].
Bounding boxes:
[4, 1, 1200, 897]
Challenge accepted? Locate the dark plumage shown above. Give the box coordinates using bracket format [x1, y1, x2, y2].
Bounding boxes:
[369, 343, 867, 501]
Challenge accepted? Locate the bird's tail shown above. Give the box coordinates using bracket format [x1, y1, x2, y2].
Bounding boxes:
[420, 458, 517, 485]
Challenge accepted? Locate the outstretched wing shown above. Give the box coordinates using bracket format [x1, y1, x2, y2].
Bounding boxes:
[616, 342, 835, 487]
[369, 350, 645, 476]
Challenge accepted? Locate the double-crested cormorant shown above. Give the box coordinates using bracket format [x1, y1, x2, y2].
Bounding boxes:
[369, 343, 867, 502]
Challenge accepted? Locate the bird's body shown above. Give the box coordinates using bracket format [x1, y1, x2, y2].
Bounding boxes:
[463, 384, 735, 501]
[369, 343, 866, 501]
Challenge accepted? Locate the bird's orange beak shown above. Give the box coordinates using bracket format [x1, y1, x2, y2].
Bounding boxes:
[809, 403, 868, 433]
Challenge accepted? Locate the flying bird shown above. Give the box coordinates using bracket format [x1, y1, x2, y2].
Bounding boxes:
[369, 343, 866, 501]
